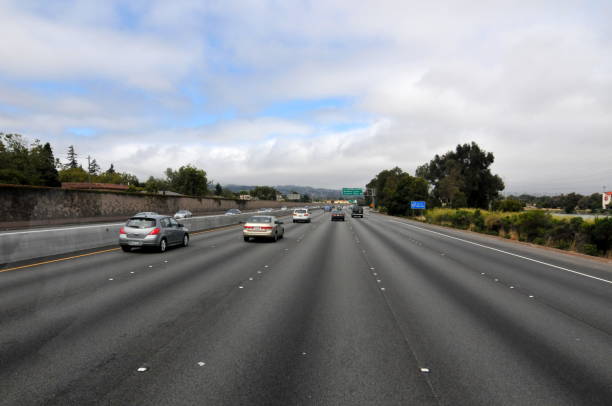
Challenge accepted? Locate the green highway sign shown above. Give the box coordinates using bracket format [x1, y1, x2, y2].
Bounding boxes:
[342, 188, 363, 196]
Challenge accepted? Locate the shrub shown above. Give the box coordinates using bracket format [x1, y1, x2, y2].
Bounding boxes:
[485, 212, 503, 233]
[492, 198, 524, 212]
[580, 244, 599, 256]
[421, 208, 608, 257]
[451, 210, 471, 229]
[588, 218, 612, 254]
[471, 209, 485, 231]
[515, 211, 552, 242]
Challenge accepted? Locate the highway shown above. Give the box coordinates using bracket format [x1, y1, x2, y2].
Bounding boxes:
[0, 209, 611, 405]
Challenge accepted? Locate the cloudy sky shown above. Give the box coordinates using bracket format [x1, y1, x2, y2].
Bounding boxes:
[1, 0, 611, 194]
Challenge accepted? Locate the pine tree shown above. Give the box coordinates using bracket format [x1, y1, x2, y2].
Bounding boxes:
[88, 158, 100, 175]
[39, 143, 60, 187]
[66, 145, 78, 169]
[106, 163, 116, 174]
[215, 183, 223, 195]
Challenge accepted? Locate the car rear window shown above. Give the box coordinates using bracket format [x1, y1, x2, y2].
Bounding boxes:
[127, 218, 156, 228]
[294, 209, 307, 213]
[247, 216, 272, 223]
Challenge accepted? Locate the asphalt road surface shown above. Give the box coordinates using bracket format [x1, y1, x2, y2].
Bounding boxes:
[1, 210, 611, 405]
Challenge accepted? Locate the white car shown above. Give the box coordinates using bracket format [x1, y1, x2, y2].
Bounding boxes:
[174, 210, 193, 219]
[292, 208, 311, 223]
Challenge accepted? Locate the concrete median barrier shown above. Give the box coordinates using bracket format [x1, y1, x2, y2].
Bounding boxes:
[0, 209, 298, 264]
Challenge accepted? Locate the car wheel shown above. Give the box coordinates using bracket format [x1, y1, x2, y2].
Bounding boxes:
[159, 238, 167, 252]
[182, 234, 189, 247]
[121, 246, 131, 252]
[273, 232, 278, 242]
[244, 236, 249, 242]
[293, 220, 296, 223]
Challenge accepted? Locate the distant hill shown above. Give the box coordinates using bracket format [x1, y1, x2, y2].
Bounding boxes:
[224, 184, 343, 199]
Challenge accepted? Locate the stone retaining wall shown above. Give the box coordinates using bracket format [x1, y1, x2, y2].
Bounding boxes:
[0, 184, 302, 229]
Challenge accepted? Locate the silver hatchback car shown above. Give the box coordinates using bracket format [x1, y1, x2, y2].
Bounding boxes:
[243, 215, 284, 242]
[119, 214, 189, 252]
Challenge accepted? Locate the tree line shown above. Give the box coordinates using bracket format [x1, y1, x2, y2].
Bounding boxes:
[366, 141, 606, 215]
[0, 132, 311, 201]
[506, 193, 604, 213]
[0, 133, 211, 196]
[367, 142, 506, 215]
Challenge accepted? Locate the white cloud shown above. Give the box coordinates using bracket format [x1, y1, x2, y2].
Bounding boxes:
[0, 1, 611, 193]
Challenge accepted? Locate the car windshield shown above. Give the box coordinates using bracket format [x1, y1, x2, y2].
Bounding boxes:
[247, 216, 272, 223]
[126, 218, 156, 228]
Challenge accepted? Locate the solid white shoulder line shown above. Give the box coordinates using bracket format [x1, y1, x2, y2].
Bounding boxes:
[387, 219, 612, 286]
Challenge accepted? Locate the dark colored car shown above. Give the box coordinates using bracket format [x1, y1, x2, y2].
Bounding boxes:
[351, 205, 363, 218]
[331, 209, 345, 221]
[119, 214, 189, 252]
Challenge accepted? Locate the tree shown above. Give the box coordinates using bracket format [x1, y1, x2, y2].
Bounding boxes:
[0, 134, 59, 186]
[436, 160, 463, 206]
[144, 176, 167, 194]
[58, 167, 89, 182]
[106, 163, 116, 174]
[366, 167, 429, 215]
[165, 165, 208, 196]
[119, 172, 140, 186]
[577, 193, 601, 212]
[88, 158, 100, 175]
[0, 133, 30, 184]
[66, 145, 78, 169]
[250, 186, 278, 201]
[416, 142, 504, 209]
[215, 183, 223, 196]
[35, 142, 60, 187]
[221, 189, 237, 199]
[561, 192, 582, 214]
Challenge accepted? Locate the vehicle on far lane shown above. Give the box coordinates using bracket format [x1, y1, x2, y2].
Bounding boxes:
[331, 209, 345, 221]
[243, 215, 284, 242]
[225, 208, 242, 215]
[174, 209, 192, 219]
[293, 208, 311, 223]
[351, 205, 363, 218]
[134, 211, 159, 217]
[119, 214, 189, 252]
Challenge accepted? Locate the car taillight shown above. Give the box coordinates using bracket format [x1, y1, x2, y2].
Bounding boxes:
[304, 213, 309, 216]
[260, 226, 273, 230]
[119, 227, 126, 235]
[148, 227, 161, 235]
[244, 226, 254, 229]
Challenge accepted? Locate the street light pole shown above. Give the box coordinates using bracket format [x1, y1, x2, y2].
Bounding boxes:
[87, 155, 91, 188]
